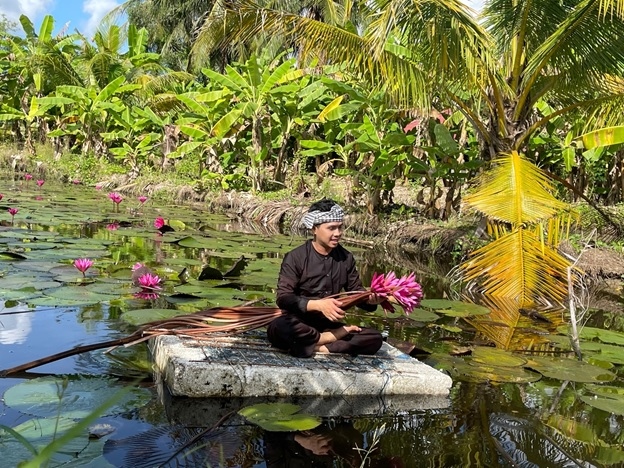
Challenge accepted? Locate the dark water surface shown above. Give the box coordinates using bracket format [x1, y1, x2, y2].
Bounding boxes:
[0, 180, 622, 467]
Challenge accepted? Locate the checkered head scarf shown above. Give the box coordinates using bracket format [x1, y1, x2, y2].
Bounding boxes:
[301, 203, 345, 229]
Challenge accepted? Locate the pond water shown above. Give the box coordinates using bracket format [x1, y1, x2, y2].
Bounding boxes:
[0, 180, 623, 467]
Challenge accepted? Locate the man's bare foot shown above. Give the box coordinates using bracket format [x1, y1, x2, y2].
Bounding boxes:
[332, 325, 361, 340]
[316, 326, 363, 347]
[314, 345, 330, 353]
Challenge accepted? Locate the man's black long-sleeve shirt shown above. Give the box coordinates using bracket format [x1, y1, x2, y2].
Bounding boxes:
[276, 240, 376, 316]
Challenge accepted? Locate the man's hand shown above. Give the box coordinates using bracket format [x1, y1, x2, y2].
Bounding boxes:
[366, 293, 385, 305]
[308, 298, 345, 321]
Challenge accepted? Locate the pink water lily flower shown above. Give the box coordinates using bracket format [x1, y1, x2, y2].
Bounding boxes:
[137, 273, 162, 290]
[8, 207, 18, 224]
[106, 222, 119, 231]
[74, 258, 93, 277]
[36, 180, 44, 187]
[95, 183, 102, 190]
[108, 192, 123, 212]
[25, 174, 33, 180]
[109, 192, 123, 204]
[154, 217, 165, 229]
[370, 271, 423, 314]
[72, 179, 81, 185]
[0, 194, 3, 201]
[138, 196, 148, 204]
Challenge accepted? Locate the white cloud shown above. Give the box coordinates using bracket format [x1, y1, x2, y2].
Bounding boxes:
[0, 0, 54, 22]
[465, 0, 485, 13]
[82, 0, 119, 37]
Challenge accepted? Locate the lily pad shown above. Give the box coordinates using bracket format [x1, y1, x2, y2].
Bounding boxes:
[418, 299, 491, 316]
[470, 347, 527, 367]
[238, 403, 321, 432]
[585, 384, 624, 399]
[578, 327, 624, 346]
[12, 261, 65, 272]
[525, 356, 616, 383]
[0, 250, 28, 260]
[580, 395, 624, 416]
[3, 376, 151, 419]
[0, 417, 97, 467]
[431, 354, 541, 383]
[0, 287, 43, 301]
[42, 286, 117, 306]
[121, 308, 190, 325]
[403, 308, 440, 322]
[582, 342, 624, 365]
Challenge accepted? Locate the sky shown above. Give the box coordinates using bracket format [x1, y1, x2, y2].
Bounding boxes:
[0, 0, 123, 37]
[0, 0, 485, 38]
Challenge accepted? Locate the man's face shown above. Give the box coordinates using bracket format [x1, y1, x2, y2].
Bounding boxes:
[312, 222, 344, 249]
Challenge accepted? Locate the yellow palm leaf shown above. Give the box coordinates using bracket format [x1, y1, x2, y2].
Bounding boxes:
[463, 151, 569, 226]
[461, 229, 571, 305]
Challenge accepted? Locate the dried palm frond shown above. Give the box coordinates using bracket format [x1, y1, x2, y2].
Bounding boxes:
[0, 306, 284, 376]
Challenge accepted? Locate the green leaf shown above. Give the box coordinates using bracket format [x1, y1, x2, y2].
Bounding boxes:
[38, 15, 54, 41]
[562, 147, 576, 172]
[261, 59, 298, 94]
[212, 108, 242, 137]
[95, 76, 126, 103]
[580, 395, 624, 416]
[433, 124, 459, 155]
[121, 308, 189, 325]
[19, 15, 36, 38]
[581, 126, 624, 149]
[202, 67, 242, 92]
[238, 403, 321, 432]
[317, 95, 344, 122]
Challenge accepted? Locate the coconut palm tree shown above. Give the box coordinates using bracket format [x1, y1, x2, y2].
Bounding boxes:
[191, 0, 624, 305]
[113, 0, 214, 70]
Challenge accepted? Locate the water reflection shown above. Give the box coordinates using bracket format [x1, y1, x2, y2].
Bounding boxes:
[0, 303, 32, 345]
[1, 180, 622, 467]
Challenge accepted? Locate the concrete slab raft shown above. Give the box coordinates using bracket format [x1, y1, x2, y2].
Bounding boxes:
[149, 331, 452, 398]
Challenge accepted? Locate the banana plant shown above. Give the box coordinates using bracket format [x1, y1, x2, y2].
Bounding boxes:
[41, 76, 141, 157]
[302, 80, 414, 213]
[0, 15, 83, 153]
[414, 120, 481, 219]
[267, 74, 329, 184]
[0, 96, 59, 155]
[172, 87, 235, 182]
[201, 55, 304, 191]
[101, 105, 160, 174]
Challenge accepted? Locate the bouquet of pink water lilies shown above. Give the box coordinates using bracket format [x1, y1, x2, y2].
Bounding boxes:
[331, 271, 423, 314]
[370, 271, 423, 314]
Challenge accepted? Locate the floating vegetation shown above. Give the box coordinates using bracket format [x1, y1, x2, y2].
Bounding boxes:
[3, 376, 151, 419]
[525, 357, 616, 383]
[238, 403, 322, 431]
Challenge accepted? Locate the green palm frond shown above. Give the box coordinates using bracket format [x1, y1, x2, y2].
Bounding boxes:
[463, 151, 569, 225]
[194, 0, 430, 107]
[519, 0, 624, 115]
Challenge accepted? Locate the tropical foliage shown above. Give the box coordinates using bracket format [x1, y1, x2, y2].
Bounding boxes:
[2, 2, 624, 308]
